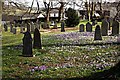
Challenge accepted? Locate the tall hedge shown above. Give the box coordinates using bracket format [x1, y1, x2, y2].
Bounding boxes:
[65, 8, 80, 27]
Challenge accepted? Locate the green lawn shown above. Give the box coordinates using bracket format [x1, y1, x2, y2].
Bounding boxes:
[2, 22, 120, 79]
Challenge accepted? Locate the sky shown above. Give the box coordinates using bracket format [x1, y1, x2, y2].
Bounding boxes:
[8, 0, 119, 9]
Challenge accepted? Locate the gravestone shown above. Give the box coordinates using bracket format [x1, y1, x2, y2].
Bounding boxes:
[26, 23, 30, 32]
[43, 22, 49, 29]
[112, 20, 119, 35]
[86, 22, 92, 32]
[53, 21, 57, 29]
[33, 28, 42, 49]
[92, 21, 95, 26]
[20, 27, 23, 33]
[101, 19, 109, 36]
[94, 25, 102, 40]
[31, 22, 35, 32]
[22, 31, 33, 57]
[79, 24, 84, 32]
[4, 23, 8, 31]
[61, 21, 65, 32]
[12, 28, 16, 34]
[107, 18, 112, 30]
[10, 23, 13, 32]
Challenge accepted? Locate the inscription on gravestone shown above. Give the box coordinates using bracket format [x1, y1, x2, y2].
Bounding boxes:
[22, 31, 33, 57]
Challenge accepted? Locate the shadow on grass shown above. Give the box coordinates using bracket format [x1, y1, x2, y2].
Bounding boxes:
[66, 61, 120, 80]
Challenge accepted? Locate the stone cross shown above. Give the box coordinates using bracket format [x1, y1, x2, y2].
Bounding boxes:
[101, 19, 109, 36]
[86, 22, 92, 32]
[94, 25, 102, 40]
[22, 31, 33, 57]
[79, 24, 84, 32]
[33, 28, 42, 49]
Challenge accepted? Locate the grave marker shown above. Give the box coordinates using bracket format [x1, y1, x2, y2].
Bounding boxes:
[94, 25, 102, 40]
[86, 22, 92, 32]
[12, 28, 16, 34]
[61, 21, 65, 32]
[4, 23, 8, 31]
[112, 20, 119, 35]
[79, 24, 84, 32]
[10, 23, 13, 32]
[33, 28, 42, 49]
[101, 19, 109, 36]
[22, 31, 33, 57]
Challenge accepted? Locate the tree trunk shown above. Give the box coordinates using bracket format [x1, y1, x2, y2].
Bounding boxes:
[58, 2, 64, 22]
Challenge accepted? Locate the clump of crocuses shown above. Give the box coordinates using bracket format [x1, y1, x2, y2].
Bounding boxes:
[30, 65, 47, 72]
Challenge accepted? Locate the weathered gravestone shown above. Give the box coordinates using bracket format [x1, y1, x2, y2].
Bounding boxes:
[92, 20, 97, 26]
[86, 22, 92, 32]
[79, 24, 84, 32]
[53, 21, 57, 29]
[112, 20, 119, 35]
[12, 28, 16, 34]
[33, 28, 42, 49]
[31, 22, 35, 32]
[94, 25, 102, 40]
[101, 19, 109, 36]
[20, 26, 23, 33]
[43, 22, 49, 29]
[61, 21, 65, 32]
[107, 18, 112, 30]
[26, 23, 30, 32]
[4, 23, 8, 31]
[22, 31, 33, 57]
[10, 23, 13, 32]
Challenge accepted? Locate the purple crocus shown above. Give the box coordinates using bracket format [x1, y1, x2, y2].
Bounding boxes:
[39, 65, 47, 71]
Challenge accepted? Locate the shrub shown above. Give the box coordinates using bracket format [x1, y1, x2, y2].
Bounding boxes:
[65, 8, 80, 27]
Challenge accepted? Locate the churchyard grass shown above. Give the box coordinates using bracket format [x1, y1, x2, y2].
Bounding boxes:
[2, 20, 120, 79]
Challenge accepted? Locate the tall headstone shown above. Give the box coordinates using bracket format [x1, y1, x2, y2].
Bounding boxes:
[22, 31, 33, 57]
[112, 20, 119, 35]
[12, 28, 16, 34]
[26, 23, 30, 32]
[86, 22, 92, 32]
[4, 23, 8, 31]
[79, 24, 84, 32]
[61, 21, 65, 32]
[94, 25, 102, 40]
[10, 23, 13, 32]
[33, 28, 42, 49]
[101, 19, 109, 36]
[31, 22, 35, 32]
